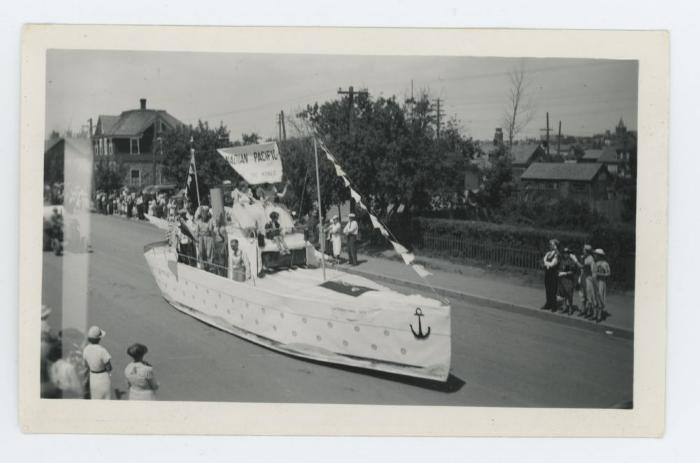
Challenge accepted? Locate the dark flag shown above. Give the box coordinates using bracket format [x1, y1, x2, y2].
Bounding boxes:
[185, 150, 199, 211]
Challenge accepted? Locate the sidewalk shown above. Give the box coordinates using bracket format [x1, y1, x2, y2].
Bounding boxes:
[342, 251, 634, 339]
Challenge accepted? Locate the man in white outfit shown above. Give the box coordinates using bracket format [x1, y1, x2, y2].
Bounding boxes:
[343, 213, 359, 265]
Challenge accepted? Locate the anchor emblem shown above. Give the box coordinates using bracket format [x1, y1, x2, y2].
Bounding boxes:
[410, 307, 431, 340]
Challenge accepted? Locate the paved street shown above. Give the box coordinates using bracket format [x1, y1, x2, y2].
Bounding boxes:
[42, 213, 633, 407]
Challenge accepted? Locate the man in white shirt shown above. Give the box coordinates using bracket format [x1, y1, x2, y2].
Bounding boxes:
[343, 213, 359, 265]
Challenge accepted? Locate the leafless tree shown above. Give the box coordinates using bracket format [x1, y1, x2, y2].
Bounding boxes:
[502, 65, 535, 147]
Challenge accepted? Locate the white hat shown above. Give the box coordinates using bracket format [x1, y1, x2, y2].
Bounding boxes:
[332, 215, 339, 220]
[348, 213, 356, 218]
[87, 325, 106, 340]
[594, 248, 606, 256]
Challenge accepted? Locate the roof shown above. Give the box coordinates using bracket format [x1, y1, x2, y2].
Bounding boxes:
[44, 137, 63, 152]
[521, 162, 608, 182]
[97, 115, 120, 135]
[509, 143, 542, 165]
[97, 109, 183, 137]
[582, 148, 603, 161]
[583, 146, 621, 164]
[44, 137, 92, 159]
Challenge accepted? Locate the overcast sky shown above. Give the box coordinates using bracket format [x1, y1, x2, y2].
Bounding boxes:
[45, 50, 638, 141]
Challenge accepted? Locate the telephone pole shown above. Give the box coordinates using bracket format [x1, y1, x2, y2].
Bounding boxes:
[434, 98, 444, 140]
[337, 86, 369, 133]
[280, 110, 287, 143]
[540, 112, 552, 156]
[557, 120, 562, 157]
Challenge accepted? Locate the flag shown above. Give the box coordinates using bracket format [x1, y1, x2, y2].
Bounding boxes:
[412, 264, 432, 278]
[186, 150, 199, 209]
[401, 252, 416, 265]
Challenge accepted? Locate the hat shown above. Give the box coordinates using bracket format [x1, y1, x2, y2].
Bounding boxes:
[332, 215, 339, 220]
[348, 213, 356, 218]
[584, 244, 593, 252]
[269, 211, 279, 219]
[594, 248, 606, 256]
[41, 305, 52, 319]
[87, 325, 106, 340]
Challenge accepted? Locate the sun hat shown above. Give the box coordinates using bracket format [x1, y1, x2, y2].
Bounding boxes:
[594, 248, 606, 256]
[41, 305, 52, 320]
[87, 325, 106, 340]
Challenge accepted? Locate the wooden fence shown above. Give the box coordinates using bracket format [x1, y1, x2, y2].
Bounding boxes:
[415, 231, 635, 288]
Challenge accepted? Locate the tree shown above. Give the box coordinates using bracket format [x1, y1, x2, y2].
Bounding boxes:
[241, 132, 261, 145]
[94, 159, 126, 192]
[502, 65, 535, 147]
[160, 121, 235, 203]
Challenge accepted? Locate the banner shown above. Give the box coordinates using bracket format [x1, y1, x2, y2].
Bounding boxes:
[217, 142, 282, 185]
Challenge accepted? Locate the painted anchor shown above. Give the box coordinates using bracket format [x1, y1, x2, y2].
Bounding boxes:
[410, 307, 431, 340]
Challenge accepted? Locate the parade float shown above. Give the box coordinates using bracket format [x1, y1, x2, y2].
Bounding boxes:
[144, 139, 452, 382]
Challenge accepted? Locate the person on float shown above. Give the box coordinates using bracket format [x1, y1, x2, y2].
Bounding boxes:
[265, 211, 290, 255]
[193, 205, 216, 271]
[228, 238, 251, 282]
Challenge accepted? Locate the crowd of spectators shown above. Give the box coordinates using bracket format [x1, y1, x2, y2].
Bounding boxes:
[40, 305, 159, 400]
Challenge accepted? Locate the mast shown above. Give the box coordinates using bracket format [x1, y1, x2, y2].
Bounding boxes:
[190, 136, 202, 208]
[313, 137, 326, 281]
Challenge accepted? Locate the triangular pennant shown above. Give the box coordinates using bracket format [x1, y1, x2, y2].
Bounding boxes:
[390, 240, 410, 256]
[401, 252, 416, 265]
[412, 264, 432, 278]
[349, 188, 362, 203]
[341, 177, 351, 187]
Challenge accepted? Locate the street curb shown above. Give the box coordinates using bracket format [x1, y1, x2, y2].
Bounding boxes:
[342, 266, 634, 340]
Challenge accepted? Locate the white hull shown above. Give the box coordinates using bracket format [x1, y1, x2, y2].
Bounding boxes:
[144, 242, 451, 382]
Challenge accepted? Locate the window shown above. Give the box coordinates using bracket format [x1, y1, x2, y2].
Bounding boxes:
[130, 169, 141, 186]
[130, 138, 140, 155]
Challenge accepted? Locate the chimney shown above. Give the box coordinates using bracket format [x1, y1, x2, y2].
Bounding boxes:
[140, 98, 147, 110]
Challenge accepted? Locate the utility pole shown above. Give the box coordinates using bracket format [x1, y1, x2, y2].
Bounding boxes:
[540, 112, 552, 156]
[557, 120, 562, 157]
[277, 113, 282, 143]
[280, 110, 287, 143]
[152, 116, 159, 186]
[337, 86, 369, 133]
[434, 98, 444, 140]
[405, 80, 415, 120]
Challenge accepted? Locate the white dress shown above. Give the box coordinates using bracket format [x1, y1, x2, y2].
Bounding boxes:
[82, 344, 112, 400]
[329, 222, 342, 257]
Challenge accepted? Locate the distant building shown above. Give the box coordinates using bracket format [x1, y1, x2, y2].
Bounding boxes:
[508, 143, 546, 180]
[580, 145, 625, 176]
[92, 98, 183, 188]
[520, 162, 612, 202]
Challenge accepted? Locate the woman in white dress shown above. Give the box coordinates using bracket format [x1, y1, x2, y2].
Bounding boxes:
[326, 215, 342, 264]
[82, 326, 112, 400]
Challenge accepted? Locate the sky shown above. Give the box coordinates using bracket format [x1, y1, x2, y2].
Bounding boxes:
[45, 50, 638, 142]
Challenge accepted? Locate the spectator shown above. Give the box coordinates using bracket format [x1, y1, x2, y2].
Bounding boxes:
[343, 213, 359, 265]
[541, 239, 560, 312]
[124, 343, 159, 401]
[557, 247, 578, 314]
[326, 215, 342, 264]
[265, 211, 290, 255]
[82, 326, 113, 400]
[47, 342, 83, 399]
[594, 248, 611, 318]
[577, 244, 600, 321]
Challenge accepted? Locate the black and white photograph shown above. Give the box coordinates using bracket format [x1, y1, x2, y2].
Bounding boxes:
[18, 25, 669, 436]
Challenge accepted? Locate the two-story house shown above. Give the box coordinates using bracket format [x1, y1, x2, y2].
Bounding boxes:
[92, 98, 183, 188]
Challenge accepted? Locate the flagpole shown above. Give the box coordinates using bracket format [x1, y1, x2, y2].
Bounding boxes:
[190, 136, 201, 208]
[313, 137, 326, 281]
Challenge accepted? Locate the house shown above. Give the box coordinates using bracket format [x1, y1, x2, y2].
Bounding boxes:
[508, 143, 546, 180]
[520, 162, 612, 202]
[92, 98, 183, 188]
[580, 145, 624, 176]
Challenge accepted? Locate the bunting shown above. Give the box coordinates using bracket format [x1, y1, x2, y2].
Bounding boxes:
[315, 138, 438, 289]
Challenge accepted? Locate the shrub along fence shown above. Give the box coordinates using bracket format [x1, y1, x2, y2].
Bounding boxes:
[360, 216, 636, 289]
